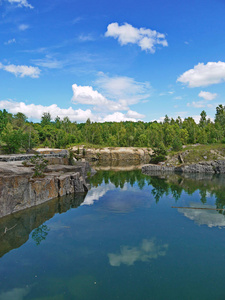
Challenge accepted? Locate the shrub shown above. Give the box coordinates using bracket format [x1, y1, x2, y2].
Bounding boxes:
[150, 143, 167, 164]
[30, 155, 48, 177]
[171, 136, 183, 151]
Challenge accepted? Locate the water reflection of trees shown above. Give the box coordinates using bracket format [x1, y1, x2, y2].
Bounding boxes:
[90, 170, 225, 210]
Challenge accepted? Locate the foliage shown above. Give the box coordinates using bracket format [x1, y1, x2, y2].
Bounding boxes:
[68, 150, 75, 165]
[1, 123, 23, 153]
[1, 106, 225, 154]
[171, 136, 183, 151]
[150, 143, 167, 164]
[30, 155, 48, 177]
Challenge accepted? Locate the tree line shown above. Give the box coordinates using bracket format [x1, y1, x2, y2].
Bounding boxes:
[0, 105, 225, 154]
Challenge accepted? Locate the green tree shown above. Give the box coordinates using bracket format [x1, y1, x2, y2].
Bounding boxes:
[41, 112, 51, 127]
[1, 123, 23, 153]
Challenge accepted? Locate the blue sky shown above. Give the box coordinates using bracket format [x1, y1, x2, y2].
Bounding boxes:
[1, 0, 225, 123]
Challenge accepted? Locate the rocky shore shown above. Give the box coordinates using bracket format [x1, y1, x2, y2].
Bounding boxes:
[71, 146, 153, 163]
[142, 160, 225, 175]
[0, 159, 95, 218]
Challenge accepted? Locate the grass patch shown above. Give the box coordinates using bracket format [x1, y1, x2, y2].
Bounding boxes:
[168, 144, 225, 164]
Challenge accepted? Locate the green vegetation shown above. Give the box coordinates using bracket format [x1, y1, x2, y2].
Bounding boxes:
[30, 155, 48, 177]
[0, 106, 225, 155]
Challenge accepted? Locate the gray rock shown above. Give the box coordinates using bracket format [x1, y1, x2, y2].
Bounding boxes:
[142, 160, 225, 175]
[0, 161, 95, 218]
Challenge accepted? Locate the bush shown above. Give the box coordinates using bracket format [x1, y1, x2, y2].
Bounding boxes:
[150, 143, 167, 164]
[171, 136, 183, 151]
[30, 155, 48, 177]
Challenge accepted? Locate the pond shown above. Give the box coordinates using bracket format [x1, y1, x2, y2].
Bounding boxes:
[1, 169, 225, 300]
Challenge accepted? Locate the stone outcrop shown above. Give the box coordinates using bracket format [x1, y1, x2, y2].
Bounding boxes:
[142, 160, 225, 175]
[0, 161, 95, 218]
[0, 152, 69, 165]
[72, 147, 153, 163]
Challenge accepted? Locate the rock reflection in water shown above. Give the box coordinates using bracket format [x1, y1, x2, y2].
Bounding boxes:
[0, 193, 85, 258]
[90, 160, 144, 171]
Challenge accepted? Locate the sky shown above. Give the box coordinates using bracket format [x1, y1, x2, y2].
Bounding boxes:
[1, 0, 225, 123]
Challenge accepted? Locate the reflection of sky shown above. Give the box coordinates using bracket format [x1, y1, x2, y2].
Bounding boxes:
[83, 181, 152, 214]
[82, 183, 116, 205]
[82, 182, 132, 206]
[0, 287, 30, 300]
[108, 238, 168, 267]
[178, 202, 225, 228]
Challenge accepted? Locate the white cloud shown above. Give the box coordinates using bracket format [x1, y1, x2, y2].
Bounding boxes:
[95, 73, 151, 107]
[7, 0, 33, 8]
[187, 101, 205, 108]
[103, 111, 143, 122]
[105, 22, 168, 53]
[4, 38, 16, 45]
[108, 238, 168, 267]
[0, 100, 145, 123]
[0, 63, 40, 78]
[78, 34, 95, 42]
[177, 61, 225, 88]
[178, 202, 225, 228]
[18, 24, 29, 31]
[126, 110, 145, 119]
[159, 91, 174, 96]
[32, 56, 64, 69]
[198, 91, 217, 101]
[72, 75, 150, 114]
[0, 100, 94, 122]
[71, 84, 126, 111]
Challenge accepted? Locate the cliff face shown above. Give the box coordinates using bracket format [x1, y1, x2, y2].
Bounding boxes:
[73, 147, 153, 162]
[0, 161, 94, 218]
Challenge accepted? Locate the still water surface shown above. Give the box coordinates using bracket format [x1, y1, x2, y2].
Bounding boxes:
[1, 170, 225, 299]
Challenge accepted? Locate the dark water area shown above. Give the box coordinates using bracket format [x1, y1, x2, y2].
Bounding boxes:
[1, 169, 225, 299]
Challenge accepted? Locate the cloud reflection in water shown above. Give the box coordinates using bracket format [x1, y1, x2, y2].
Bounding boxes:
[108, 238, 168, 267]
[178, 202, 225, 228]
[0, 287, 30, 300]
[82, 183, 115, 206]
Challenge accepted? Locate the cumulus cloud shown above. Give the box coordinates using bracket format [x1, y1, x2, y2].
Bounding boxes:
[0, 100, 94, 122]
[177, 61, 225, 88]
[105, 22, 168, 53]
[7, 0, 33, 8]
[0, 63, 40, 78]
[72, 75, 150, 114]
[108, 238, 168, 267]
[18, 24, 29, 31]
[198, 91, 217, 101]
[4, 38, 16, 45]
[178, 202, 225, 228]
[0, 100, 145, 123]
[71, 84, 127, 111]
[103, 111, 144, 122]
